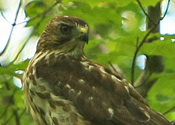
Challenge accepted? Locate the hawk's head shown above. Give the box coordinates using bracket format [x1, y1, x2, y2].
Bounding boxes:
[37, 16, 89, 57]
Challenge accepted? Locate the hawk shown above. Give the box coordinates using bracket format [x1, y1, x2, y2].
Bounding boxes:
[23, 16, 171, 125]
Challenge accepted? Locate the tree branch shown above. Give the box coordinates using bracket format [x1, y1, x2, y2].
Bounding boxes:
[136, 0, 156, 26]
[17, 0, 61, 25]
[160, 0, 170, 20]
[0, 0, 22, 56]
[131, 26, 157, 85]
[131, 0, 170, 85]
[0, 9, 11, 24]
[9, 16, 45, 65]
[13, 108, 20, 125]
[163, 105, 175, 115]
[0, 0, 61, 59]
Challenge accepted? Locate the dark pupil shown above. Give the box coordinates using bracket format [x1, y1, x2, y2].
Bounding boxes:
[61, 24, 71, 34]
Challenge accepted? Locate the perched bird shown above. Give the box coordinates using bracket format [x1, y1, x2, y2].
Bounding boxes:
[23, 16, 171, 125]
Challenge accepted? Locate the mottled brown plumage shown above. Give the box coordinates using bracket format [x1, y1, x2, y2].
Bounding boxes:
[23, 16, 171, 125]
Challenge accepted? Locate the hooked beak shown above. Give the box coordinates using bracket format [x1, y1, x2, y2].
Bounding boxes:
[79, 27, 89, 43]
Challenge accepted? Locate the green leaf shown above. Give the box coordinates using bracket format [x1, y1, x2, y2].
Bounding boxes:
[140, 41, 175, 57]
[115, 0, 135, 7]
[24, 0, 56, 30]
[8, 60, 29, 71]
[25, 0, 47, 18]
[0, 60, 29, 77]
[156, 95, 175, 102]
[165, 57, 175, 72]
[147, 73, 175, 114]
[61, 1, 122, 28]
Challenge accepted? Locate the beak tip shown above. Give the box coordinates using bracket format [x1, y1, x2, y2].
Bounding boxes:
[79, 26, 89, 43]
[81, 34, 89, 43]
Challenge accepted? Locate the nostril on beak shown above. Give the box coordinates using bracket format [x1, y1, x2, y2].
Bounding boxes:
[80, 27, 88, 34]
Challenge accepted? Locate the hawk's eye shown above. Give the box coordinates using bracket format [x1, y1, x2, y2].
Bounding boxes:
[60, 24, 71, 34]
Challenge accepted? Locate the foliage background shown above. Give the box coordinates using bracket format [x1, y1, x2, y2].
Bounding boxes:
[0, 0, 175, 124]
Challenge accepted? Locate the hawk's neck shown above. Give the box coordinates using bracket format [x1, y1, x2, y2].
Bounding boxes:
[32, 49, 87, 66]
[36, 42, 85, 59]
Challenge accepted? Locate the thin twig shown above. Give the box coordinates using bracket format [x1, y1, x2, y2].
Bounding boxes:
[0, 0, 60, 57]
[0, 0, 22, 56]
[2, 112, 14, 125]
[2, 88, 18, 124]
[13, 109, 20, 125]
[0, 106, 9, 119]
[0, 81, 12, 119]
[0, 9, 11, 24]
[12, 0, 22, 26]
[9, 16, 45, 64]
[131, 0, 170, 85]
[9, 0, 61, 64]
[134, 72, 152, 88]
[17, 0, 60, 25]
[108, 61, 119, 74]
[160, 0, 170, 20]
[19, 109, 26, 118]
[136, 0, 156, 26]
[163, 105, 175, 115]
[131, 26, 156, 84]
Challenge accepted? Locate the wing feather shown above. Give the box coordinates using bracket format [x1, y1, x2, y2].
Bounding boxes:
[35, 56, 171, 125]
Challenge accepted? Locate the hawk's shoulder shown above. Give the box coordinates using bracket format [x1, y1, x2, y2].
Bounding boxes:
[33, 53, 151, 124]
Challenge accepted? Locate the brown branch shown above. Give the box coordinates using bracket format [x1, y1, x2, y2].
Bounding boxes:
[0, 0, 22, 57]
